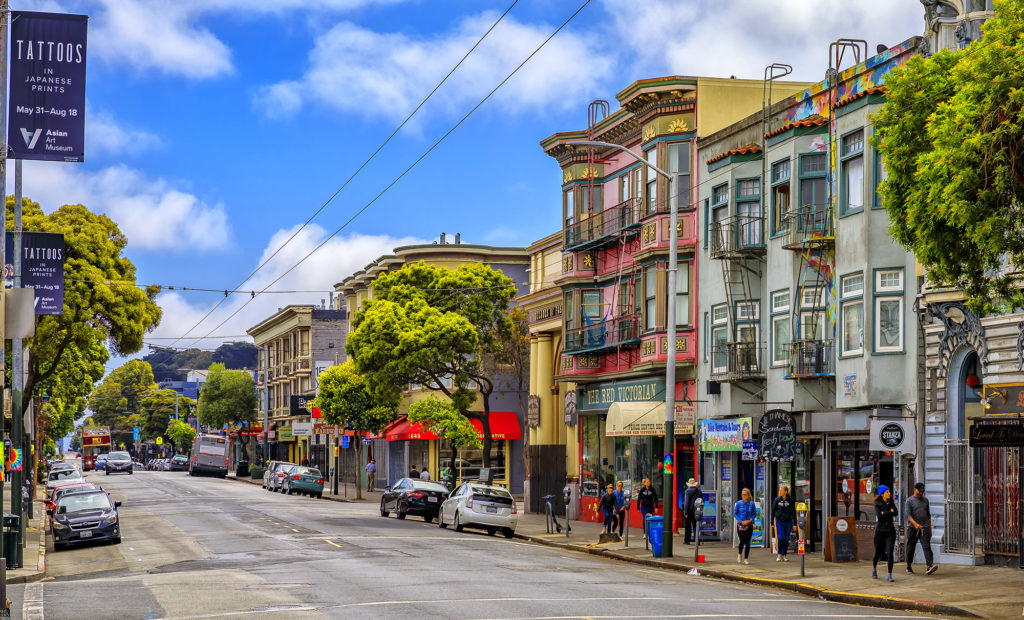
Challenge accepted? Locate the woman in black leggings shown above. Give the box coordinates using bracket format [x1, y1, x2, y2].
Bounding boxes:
[872, 485, 898, 582]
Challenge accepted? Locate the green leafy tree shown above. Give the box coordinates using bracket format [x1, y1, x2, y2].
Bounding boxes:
[197, 363, 258, 461]
[87, 360, 157, 446]
[8, 198, 161, 416]
[313, 361, 396, 499]
[140, 389, 195, 441]
[166, 419, 197, 454]
[408, 396, 481, 467]
[347, 262, 517, 467]
[872, 0, 1024, 310]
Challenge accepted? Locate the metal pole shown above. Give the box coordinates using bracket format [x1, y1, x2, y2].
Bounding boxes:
[174, 390, 179, 421]
[11, 159, 23, 569]
[0, 0, 8, 567]
[262, 346, 269, 463]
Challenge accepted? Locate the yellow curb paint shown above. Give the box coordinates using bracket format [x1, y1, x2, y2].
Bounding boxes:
[291, 528, 300, 533]
[324, 540, 342, 548]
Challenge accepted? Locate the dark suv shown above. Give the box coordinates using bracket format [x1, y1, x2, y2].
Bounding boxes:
[105, 452, 133, 475]
[49, 489, 122, 551]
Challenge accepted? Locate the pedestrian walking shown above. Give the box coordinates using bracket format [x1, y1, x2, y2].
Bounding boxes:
[598, 484, 617, 534]
[419, 466, 431, 480]
[613, 481, 627, 536]
[301, 457, 309, 467]
[771, 485, 796, 562]
[636, 478, 658, 540]
[906, 482, 938, 575]
[734, 488, 756, 564]
[682, 478, 701, 545]
[365, 459, 376, 490]
[872, 485, 898, 582]
[410, 466, 419, 479]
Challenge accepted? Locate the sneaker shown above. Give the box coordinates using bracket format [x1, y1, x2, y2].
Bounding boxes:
[776, 555, 782, 562]
[737, 553, 742, 563]
[872, 570, 878, 579]
[906, 567, 914, 574]
[743, 559, 750, 565]
[887, 575, 895, 582]
[926, 565, 938, 575]
[782, 556, 790, 562]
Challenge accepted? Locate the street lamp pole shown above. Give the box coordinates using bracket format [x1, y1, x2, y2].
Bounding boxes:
[567, 140, 678, 557]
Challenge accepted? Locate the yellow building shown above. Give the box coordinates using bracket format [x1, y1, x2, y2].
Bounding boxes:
[335, 236, 529, 491]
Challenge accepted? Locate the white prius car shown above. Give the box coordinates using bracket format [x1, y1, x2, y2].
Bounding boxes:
[437, 483, 517, 538]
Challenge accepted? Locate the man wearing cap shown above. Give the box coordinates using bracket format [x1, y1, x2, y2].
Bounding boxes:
[905, 482, 938, 575]
[682, 478, 701, 545]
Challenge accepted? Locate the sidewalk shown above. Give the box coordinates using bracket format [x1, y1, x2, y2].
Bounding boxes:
[514, 512, 1021, 619]
[1, 484, 48, 586]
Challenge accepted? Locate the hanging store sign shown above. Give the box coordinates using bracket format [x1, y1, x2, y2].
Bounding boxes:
[969, 420, 1024, 447]
[758, 409, 797, 461]
[312, 361, 331, 392]
[869, 418, 916, 454]
[5, 231, 65, 314]
[698, 417, 752, 452]
[981, 384, 1024, 416]
[290, 394, 313, 417]
[527, 395, 541, 428]
[9, 11, 88, 162]
[292, 422, 313, 437]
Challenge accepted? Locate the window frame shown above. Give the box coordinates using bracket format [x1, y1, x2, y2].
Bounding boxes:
[875, 268, 904, 293]
[644, 265, 658, 331]
[670, 263, 692, 327]
[645, 148, 659, 215]
[667, 141, 692, 212]
[839, 128, 865, 217]
[872, 147, 887, 210]
[873, 295, 904, 354]
[770, 289, 791, 314]
[770, 314, 791, 368]
[798, 152, 827, 213]
[770, 158, 791, 237]
[839, 272, 865, 358]
[872, 267, 905, 354]
[735, 177, 762, 247]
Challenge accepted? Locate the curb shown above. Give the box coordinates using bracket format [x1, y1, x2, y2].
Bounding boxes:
[514, 533, 979, 618]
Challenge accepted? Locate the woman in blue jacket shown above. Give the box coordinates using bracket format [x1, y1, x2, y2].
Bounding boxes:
[734, 487, 756, 564]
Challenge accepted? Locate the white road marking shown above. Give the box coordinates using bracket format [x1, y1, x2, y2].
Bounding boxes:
[22, 581, 44, 620]
[336, 597, 665, 608]
[469, 616, 914, 620]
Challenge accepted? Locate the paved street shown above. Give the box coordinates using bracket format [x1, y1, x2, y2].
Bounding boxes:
[7, 471, 919, 619]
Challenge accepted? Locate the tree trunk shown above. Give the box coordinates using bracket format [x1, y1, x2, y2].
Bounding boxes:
[354, 440, 362, 500]
[480, 397, 492, 468]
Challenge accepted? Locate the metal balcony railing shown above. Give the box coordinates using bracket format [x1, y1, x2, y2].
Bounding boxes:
[709, 215, 766, 258]
[564, 198, 642, 251]
[710, 341, 766, 381]
[783, 205, 834, 249]
[564, 316, 640, 354]
[785, 339, 835, 378]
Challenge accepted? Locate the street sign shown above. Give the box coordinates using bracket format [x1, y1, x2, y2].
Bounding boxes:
[132, 427, 140, 441]
[341, 435, 350, 449]
[361, 437, 372, 445]
[155, 436, 163, 445]
[8, 11, 89, 162]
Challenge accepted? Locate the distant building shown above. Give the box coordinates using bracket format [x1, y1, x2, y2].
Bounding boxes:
[158, 380, 203, 402]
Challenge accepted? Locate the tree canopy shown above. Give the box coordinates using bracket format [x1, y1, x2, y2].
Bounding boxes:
[197, 363, 258, 458]
[9, 198, 161, 416]
[872, 0, 1024, 310]
[166, 420, 197, 454]
[87, 360, 158, 445]
[407, 396, 481, 467]
[140, 388, 195, 441]
[346, 262, 518, 466]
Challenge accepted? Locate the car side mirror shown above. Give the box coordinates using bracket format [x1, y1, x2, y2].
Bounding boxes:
[46, 508, 54, 516]
[114, 501, 122, 508]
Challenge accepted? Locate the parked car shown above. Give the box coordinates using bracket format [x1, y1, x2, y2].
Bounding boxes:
[438, 483, 517, 538]
[48, 462, 76, 475]
[48, 489, 122, 551]
[264, 461, 296, 492]
[169, 455, 189, 471]
[45, 483, 98, 521]
[46, 469, 86, 493]
[94, 454, 108, 471]
[104, 452, 133, 475]
[380, 478, 449, 522]
[280, 466, 324, 498]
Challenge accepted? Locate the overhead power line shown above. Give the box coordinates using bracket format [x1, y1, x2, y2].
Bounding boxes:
[169, 0, 521, 348]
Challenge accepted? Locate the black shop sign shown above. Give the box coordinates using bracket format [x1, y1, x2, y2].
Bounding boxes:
[757, 409, 797, 461]
[969, 421, 1024, 448]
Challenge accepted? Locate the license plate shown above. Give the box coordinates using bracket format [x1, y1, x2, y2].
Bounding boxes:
[428, 496, 438, 503]
[79, 530, 92, 538]
[486, 505, 497, 513]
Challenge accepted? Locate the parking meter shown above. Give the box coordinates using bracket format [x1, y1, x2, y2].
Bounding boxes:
[563, 484, 572, 507]
[693, 497, 704, 562]
[796, 502, 808, 576]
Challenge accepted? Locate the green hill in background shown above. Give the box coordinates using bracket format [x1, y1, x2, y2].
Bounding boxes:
[145, 342, 257, 381]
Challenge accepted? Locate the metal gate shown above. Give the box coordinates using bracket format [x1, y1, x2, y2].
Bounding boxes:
[982, 445, 1020, 561]
[944, 439, 975, 555]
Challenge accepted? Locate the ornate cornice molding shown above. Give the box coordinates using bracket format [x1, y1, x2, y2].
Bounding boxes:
[925, 301, 988, 376]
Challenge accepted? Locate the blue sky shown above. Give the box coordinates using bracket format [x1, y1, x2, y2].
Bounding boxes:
[14, 0, 923, 355]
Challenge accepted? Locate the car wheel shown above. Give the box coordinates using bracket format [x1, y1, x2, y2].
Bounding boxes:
[105, 471, 109, 476]
[454, 511, 464, 532]
[502, 528, 515, 539]
[53, 543, 65, 552]
[424, 515, 433, 524]
[129, 471, 133, 475]
[113, 537, 122, 545]
[380, 500, 388, 517]
[316, 493, 323, 499]
[396, 502, 406, 520]
[488, 528, 496, 536]
[438, 508, 447, 528]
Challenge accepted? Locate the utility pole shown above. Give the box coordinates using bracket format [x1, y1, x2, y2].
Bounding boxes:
[11, 159, 23, 569]
[0, 0, 9, 536]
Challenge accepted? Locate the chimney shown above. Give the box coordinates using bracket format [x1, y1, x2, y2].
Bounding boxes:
[440, 232, 447, 244]
[455, 233, 461, 244]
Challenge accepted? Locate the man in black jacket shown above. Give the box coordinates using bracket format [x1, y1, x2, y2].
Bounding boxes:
[636, 478, 658, 539]
[682, 478, 701, 544]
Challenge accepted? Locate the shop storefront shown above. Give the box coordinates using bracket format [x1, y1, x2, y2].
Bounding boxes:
[576, 377, 696, 530]
[969, 412, 1023, 568]
[699, 418, 757, 544]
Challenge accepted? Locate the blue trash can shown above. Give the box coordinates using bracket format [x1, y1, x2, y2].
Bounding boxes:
[646, 515, 663, 557]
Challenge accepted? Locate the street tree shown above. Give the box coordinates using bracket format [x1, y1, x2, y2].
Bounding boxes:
[87, 360, 158, 446]
[346, 262, 517, 467]
[36, 340, 108, 448]
[407, 396, 481, 477]
[197, 363, 258, 461]
[140, 389, 195, 441]
[166, 420, 197, 454]
[9, 198, 161, 416]
[313, 361, 396, 499]
[872, 0, 1024, 310]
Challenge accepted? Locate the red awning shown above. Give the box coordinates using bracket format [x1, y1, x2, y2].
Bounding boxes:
[469, 412, 522, 441]
[385, 419, 438, 442]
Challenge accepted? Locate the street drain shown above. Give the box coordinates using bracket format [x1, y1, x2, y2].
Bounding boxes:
[245, 583, 310, 590]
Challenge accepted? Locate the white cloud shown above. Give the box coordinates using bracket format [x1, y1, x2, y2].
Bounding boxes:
[603, 0, 924, 82]
[87, 109, 161, 156]
[254, 13, 614, 121]
[15, 162, 230, 252]
[147, 226, 425, 350]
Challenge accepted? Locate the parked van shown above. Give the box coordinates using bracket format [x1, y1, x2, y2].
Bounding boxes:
[189, 434, 229, 478]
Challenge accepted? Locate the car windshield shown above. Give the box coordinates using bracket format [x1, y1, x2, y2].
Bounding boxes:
[51, 463, 74, 470]
[411, 480, 449, 492]
[172, 456, 187, 462]
[49, 470, 81, 481]
[57, 492, 111, 513]
[108, 453, 130, 461]
[294, 467, 320, 477]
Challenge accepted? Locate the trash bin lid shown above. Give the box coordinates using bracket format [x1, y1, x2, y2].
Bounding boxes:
[645, 515, 663, 523]
[2, 513, 19, 527]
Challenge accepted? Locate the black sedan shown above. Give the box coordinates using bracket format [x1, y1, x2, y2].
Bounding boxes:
[48, 489, 122, 551]
[380, 478, 449, 522]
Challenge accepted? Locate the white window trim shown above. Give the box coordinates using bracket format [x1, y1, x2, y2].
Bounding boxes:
[799, 311, 824, 341]
[841, 273, 864, 299]
[874, 295, 904, 353]
[771, 315, 791, 367]
[876, 269, 904, 293]
[735, 301, 759, 321]
[711, 326, 728, 374]
[712, 304, 728, 325]
[840, 299, 864, 357]
[800, 287, 826, 309]
[771, 290, 790, 314]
